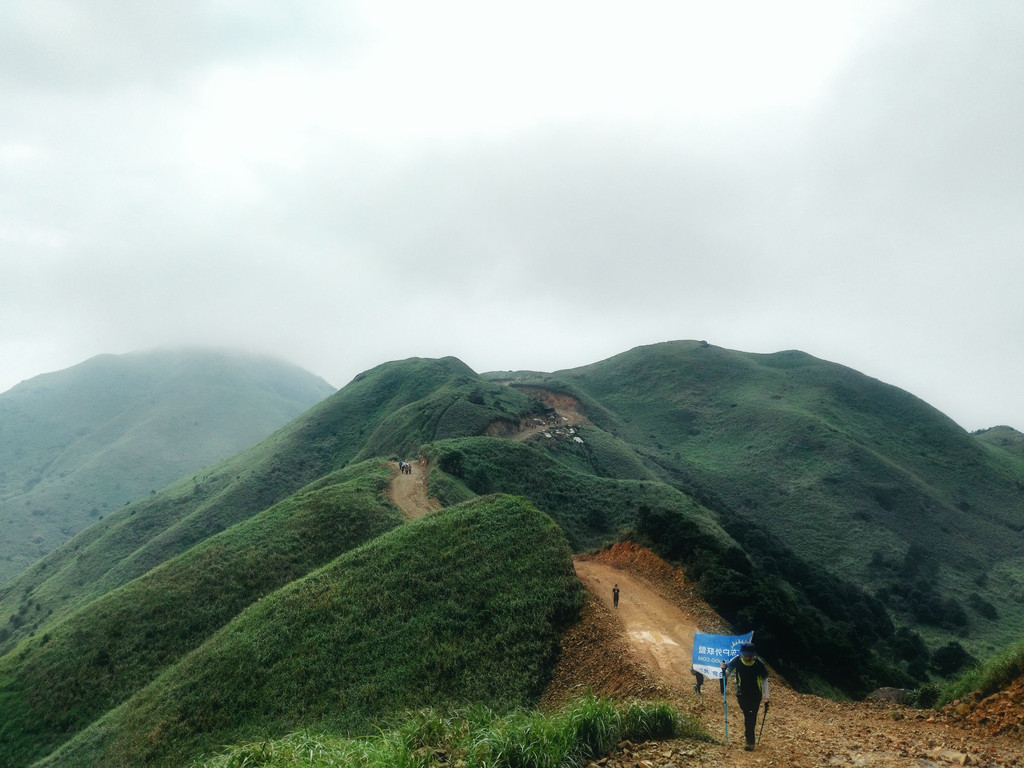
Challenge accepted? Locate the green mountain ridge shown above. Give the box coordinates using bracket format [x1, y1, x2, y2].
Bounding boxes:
[0, 348, 336, 583]
[36, 496, 580, 768]
[555, 344, 1024, 627]
[0, 340, 1021, 767]
[974, 424, 1024, 457]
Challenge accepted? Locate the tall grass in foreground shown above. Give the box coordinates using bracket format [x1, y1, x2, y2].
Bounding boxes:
[192, 696, 708, 768]
[937, 639, 1024, 706]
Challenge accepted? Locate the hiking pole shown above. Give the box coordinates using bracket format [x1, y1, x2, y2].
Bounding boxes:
[721, 674, 729, 744]
[757, 701, 770, 744]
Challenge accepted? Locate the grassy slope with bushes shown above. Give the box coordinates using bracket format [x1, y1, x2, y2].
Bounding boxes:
[36, 495, 582, 768]
[422, 437, 732, 553]
[0, 461, 402, 768]
[439, 342, 1023, 692]
[2, 342, 1021, 764]
[422, 435, 908, 696]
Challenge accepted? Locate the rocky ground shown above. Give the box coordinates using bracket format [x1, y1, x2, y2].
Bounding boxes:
[542, 543, 1024, 768]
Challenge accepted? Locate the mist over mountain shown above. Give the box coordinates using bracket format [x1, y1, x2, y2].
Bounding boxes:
[0, 348, 335, 583]
[1, 340, 1021, 767]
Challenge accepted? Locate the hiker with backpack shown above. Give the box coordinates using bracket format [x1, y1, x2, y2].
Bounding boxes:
[721, 642, 770, 751]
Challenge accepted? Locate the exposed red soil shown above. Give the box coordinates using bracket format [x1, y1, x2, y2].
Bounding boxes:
[946, 679, 1024, 739]
[485, 386, 591, 442]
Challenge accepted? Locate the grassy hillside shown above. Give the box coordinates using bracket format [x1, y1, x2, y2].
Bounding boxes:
[973, 425, 1024, 460]
[0, 357, 533, 649]
[421, 433, 905, 695]
[0, 348, 335, 583]
[0, 461, 401, 767]
[422, 436, 729, 553]
[1, 341, 1021, 765]
[34, 495, 582, 768]
[540, 341, 1024, 657]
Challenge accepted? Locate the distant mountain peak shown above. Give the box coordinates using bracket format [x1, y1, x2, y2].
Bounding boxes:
[0, 347, 334, 583]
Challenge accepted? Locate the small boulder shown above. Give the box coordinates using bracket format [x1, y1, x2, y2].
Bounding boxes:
[866, 687, 913, 705]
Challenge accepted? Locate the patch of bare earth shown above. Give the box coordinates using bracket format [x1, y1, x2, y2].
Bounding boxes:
[945, 678, 1024, 740]
[485, 386, 591, 442]
[542, 543, 1024, 768]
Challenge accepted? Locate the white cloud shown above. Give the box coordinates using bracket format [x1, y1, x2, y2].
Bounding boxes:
[1, 0, 1022, 432]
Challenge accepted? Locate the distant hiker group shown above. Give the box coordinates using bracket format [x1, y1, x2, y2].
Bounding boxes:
[398, 461, 412, 474]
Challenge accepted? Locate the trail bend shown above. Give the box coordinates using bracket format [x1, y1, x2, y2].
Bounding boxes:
[572, 559, 697, 685]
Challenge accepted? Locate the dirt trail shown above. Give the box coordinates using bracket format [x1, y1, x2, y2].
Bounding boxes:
[545, 544, 1024, 768]
[386, 459, 441, 519]
[573, 560, 697, 684]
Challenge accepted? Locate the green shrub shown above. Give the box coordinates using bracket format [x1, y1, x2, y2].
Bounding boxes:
[931, 641, 976, 677]
[907, 684, 941, 709]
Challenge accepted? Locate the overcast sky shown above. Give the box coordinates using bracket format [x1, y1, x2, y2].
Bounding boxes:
[2, 1, 1022, 431]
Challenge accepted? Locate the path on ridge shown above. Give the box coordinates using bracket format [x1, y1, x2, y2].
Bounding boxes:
[387, 459, 441, 519]
[573, 559, 697, 685]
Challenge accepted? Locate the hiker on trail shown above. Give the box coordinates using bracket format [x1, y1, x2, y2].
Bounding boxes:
[721, 642, 770, 751]
[613, 584, 620, 607]
[692, 668, 705, 694]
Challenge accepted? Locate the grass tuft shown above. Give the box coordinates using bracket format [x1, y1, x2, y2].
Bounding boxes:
[191, 696, 708, 768]
[937, 639, 1024, 707]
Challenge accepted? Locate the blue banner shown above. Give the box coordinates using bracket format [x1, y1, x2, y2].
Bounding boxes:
[691, 631, 753, 679]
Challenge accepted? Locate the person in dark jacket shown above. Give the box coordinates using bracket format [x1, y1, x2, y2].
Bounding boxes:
[721, 642, 770, 751]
